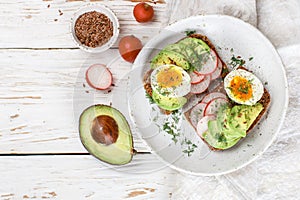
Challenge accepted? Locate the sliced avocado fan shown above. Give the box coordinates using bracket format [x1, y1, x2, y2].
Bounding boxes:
[150, 50, 190, 70]
[165, 37, 211, 72]
[79, 104, 134, 165]
[203, 103, 264, 150]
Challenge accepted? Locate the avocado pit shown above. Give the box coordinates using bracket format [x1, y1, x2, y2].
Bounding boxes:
[91, 115, 119, 145]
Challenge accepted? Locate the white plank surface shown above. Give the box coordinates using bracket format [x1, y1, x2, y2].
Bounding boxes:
[0, 154, 176, 199]
[1, 0, 299, 199]
[0, 49, 151, 153]
[0, 0, 169, 48]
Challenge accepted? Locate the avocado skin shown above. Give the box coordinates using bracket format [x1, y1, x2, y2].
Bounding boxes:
[79, 104, 134, 165]
[152, 90, 187, 111]
[203, 103, 264, 149]
[150, 50, 190, 70]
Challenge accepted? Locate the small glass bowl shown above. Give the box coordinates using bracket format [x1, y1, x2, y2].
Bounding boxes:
[70, 4, 120, 53]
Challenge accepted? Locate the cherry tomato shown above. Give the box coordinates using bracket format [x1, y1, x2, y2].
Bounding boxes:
[133, 2, 154, 23]
[118, 35, 143, 63]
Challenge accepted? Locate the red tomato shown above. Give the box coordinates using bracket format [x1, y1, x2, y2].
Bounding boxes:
[118, 35, 143, 63]
[133, 2, 154, 23]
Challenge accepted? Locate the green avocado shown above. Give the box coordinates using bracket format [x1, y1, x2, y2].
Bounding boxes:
[229, 104, 264, 132]
[216, 105, 246, 139]
[164, 43, 197, 62]
[79, 105, 134, 165]
[177, 38, 210, 54]
[150, 50, 190, 70]
[152, 90, 187, 111]
[164, 38, 211, 72]
[203, 103, 264, 150]
[203, 120, 241, 149]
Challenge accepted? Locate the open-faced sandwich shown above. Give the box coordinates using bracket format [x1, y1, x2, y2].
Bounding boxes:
[143, 33, 271, 150]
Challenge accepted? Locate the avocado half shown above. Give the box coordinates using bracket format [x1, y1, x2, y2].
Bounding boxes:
[79, 104, 134, 165]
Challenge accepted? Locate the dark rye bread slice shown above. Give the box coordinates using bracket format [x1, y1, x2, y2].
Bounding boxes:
[186, 66, 271, 151]
[143, 33, 228, 114]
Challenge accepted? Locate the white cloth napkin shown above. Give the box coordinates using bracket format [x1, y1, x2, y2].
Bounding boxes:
[169, 1, 300, 199]
[257, 0, 300, 47]
[168, 0, 257, 26]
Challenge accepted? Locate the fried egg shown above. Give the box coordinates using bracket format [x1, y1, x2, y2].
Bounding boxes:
[224, 69, 264, 105]
[150, 64, 191, 97]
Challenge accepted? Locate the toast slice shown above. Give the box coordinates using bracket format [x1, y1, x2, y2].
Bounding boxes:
[185, 65, 271, 151]
[143, 33, 228, 114]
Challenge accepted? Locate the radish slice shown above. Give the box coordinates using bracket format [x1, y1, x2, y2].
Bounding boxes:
[194, 49, 218, 75]
[189, 102, 207, 128]
[190, 71, 205, 84]
[86, 64, 113, 90]
[204, 97, 229, 116]
[196, 115, 216, 138]
[190, 75, 211, 94]
[202, 92, 227, 104]
[190, 71, 204, 84]
[210, 58, 223, 80]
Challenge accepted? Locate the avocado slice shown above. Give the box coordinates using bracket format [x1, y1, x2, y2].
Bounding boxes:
[229, 103, 264, 132]
[178, 38, 211, 71]
[203, 103, 264, 150]
[164, 43, 197, 63]
[79, 105, 134, 165]
[152, 90, 187, 111]
[164, 38, 211, 72]
[150, 50, 190, 70]
[203, 120, 241, 149]
[177, 38, 210, 53]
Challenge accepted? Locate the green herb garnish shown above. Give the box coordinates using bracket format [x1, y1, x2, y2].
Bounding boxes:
[162, 110, 182, 143]
[145, 92, 154, 104]
[182, 138, 198, 157]
[230, 55, 245, 68]
[237, 80, 251, 94]
[185, 30, 196, 36]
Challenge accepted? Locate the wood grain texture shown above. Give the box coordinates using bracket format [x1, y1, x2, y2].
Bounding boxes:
[0, 0, 170, 49]
[0, 154, 176, 199]
[0, 49, 151, 153]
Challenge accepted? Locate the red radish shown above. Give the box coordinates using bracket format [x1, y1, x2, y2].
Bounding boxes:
[194, 49, 218, 75]
[210, 58, 223, 80]
[133, 3, 154, 23]
[196, 115, 216, 138]
[86, 64, 113, 90]
[190, 71, 204, 84]
[201, 92, 227, 104]
[190, 75, 211, 94]
[204, 97, 229, 116]
[190, 102, 207, 128]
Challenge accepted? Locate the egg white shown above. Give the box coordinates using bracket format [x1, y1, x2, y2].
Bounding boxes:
[224, 69, 264, 105]
[150, 64, 191, 97]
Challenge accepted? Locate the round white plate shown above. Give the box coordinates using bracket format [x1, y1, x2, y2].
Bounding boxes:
[128, 15, 288, 175]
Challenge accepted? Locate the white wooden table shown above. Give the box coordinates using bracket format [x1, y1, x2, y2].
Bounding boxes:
[1, 1, 299, 199]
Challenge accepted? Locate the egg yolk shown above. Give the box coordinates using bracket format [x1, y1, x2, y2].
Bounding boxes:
[157, 67, 182, 88]
[229, 76, 253, 102]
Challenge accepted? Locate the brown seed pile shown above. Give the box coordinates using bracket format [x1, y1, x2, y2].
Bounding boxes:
[75, 11, 114, 48]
